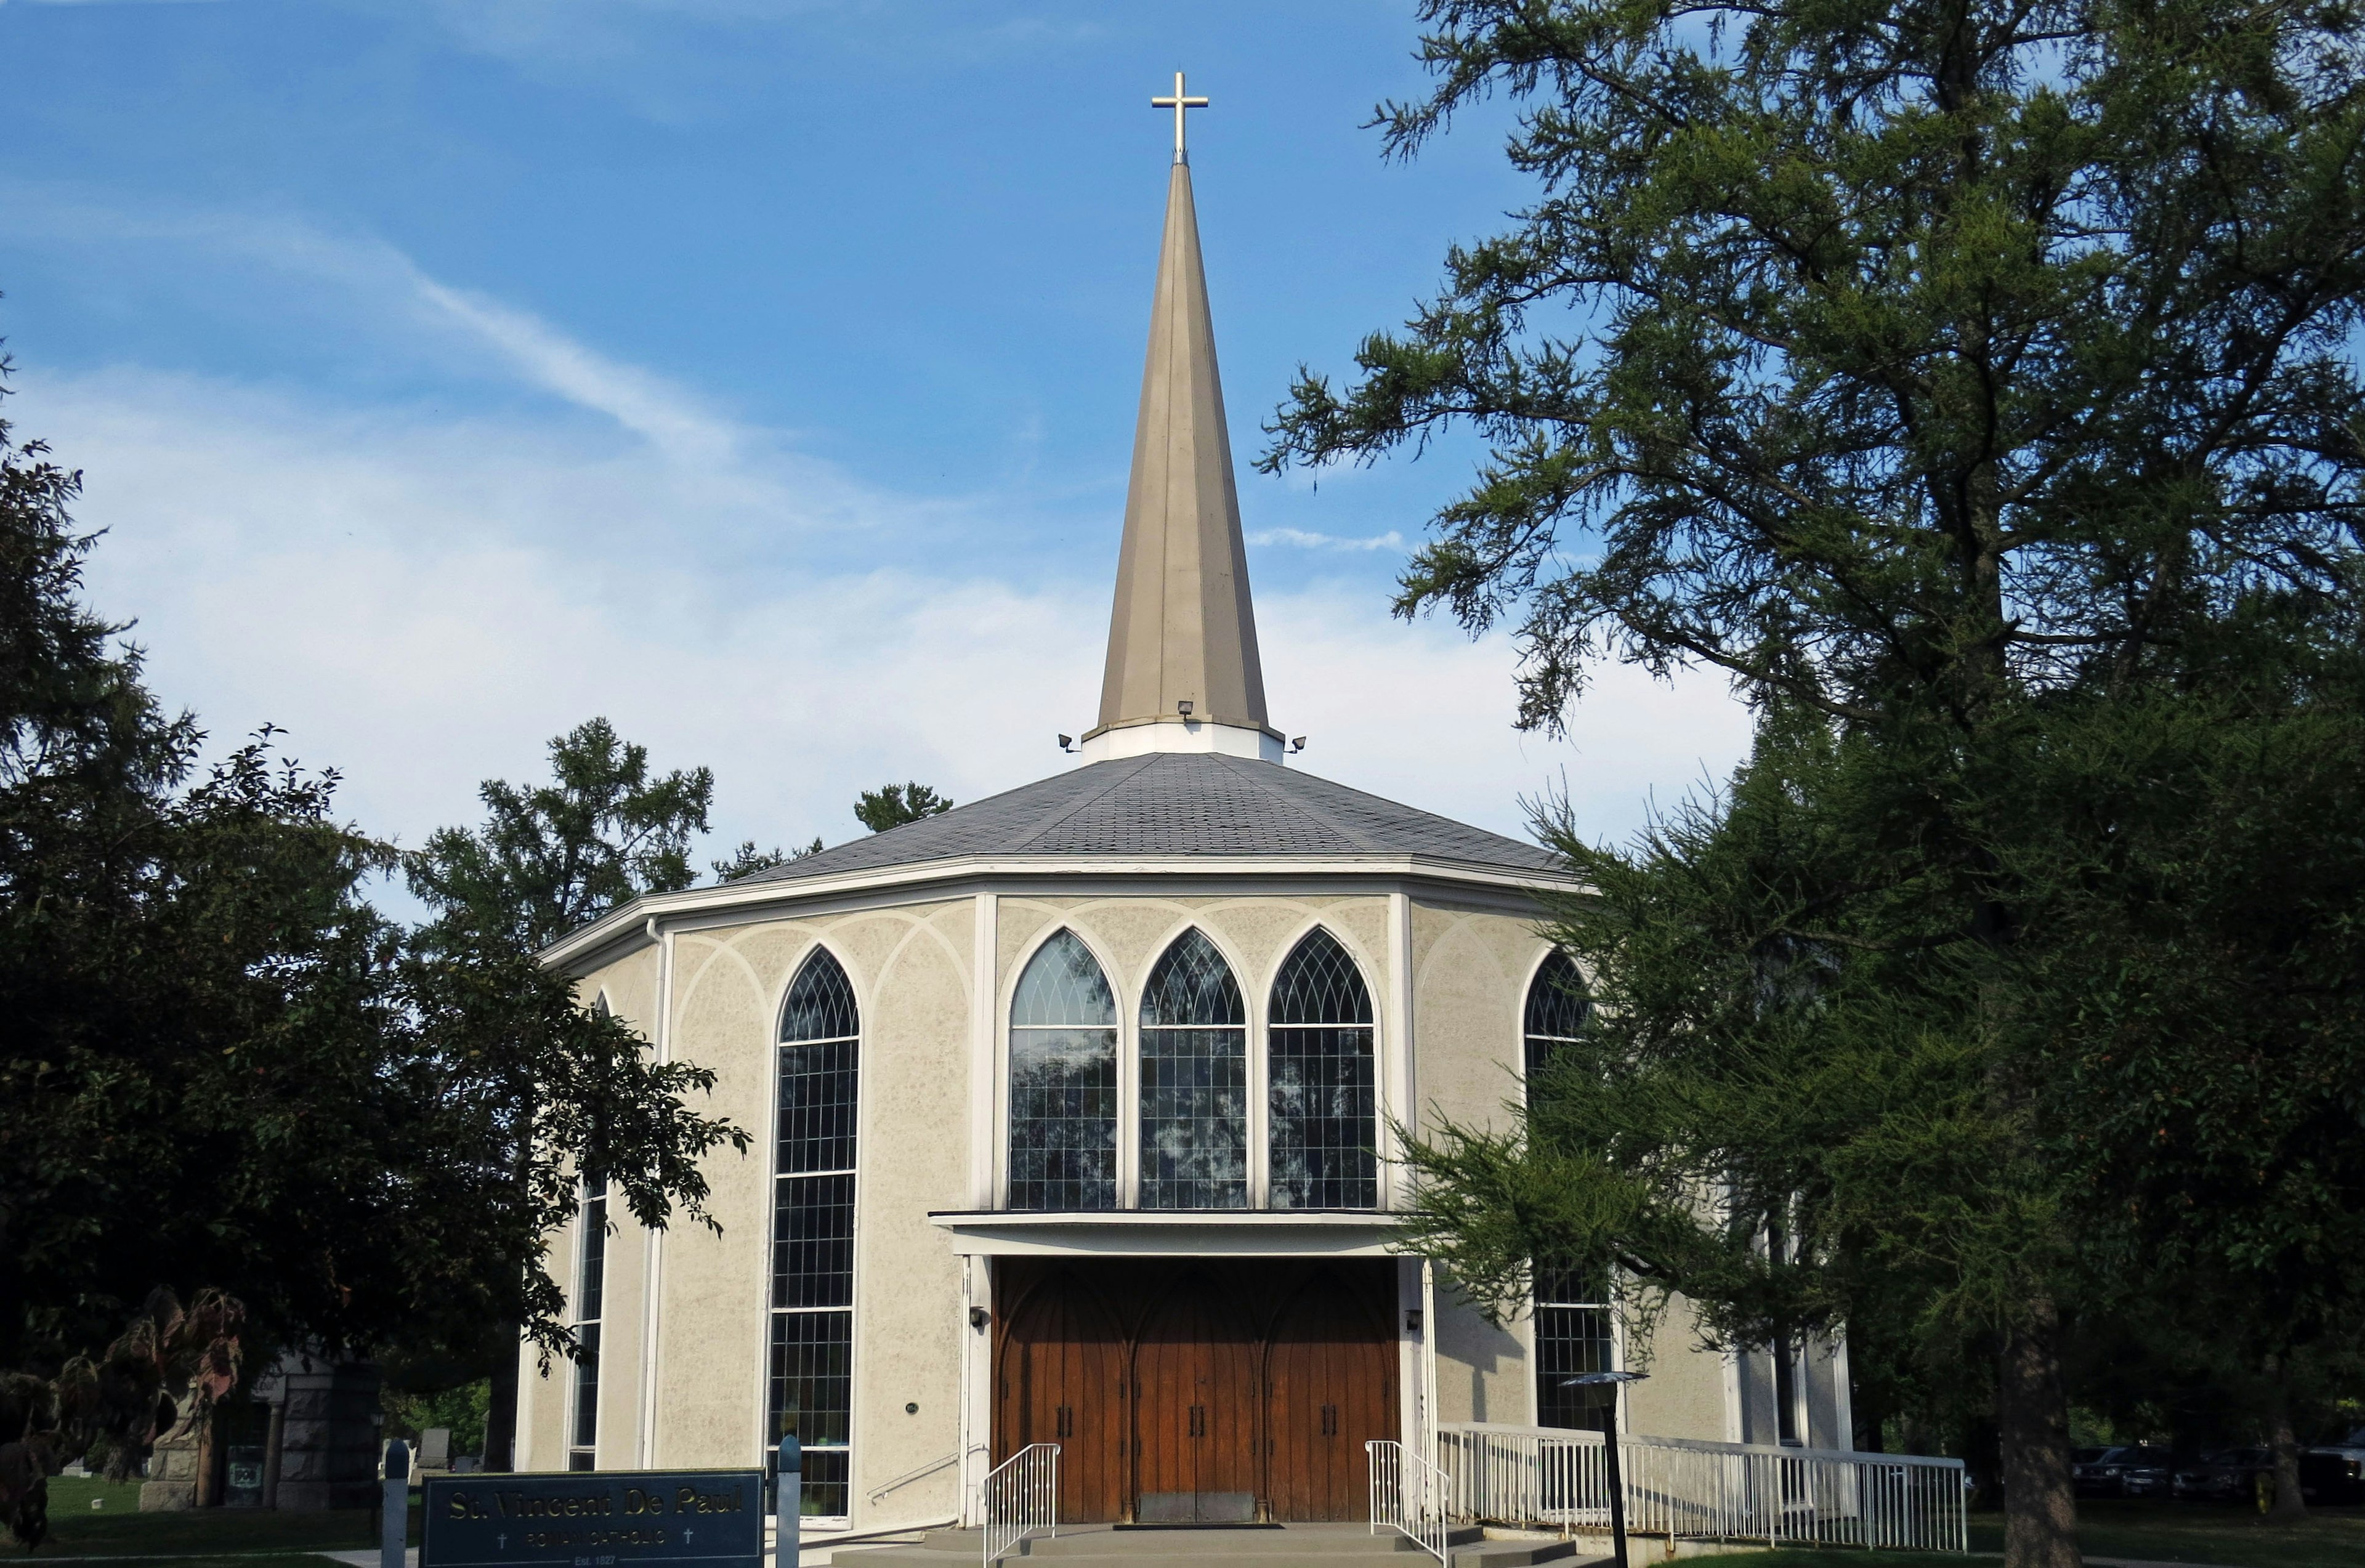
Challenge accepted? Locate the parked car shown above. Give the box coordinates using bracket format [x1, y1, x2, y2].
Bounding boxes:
[2172, 1447, 2273, 1502]
[2074, 1444, 2173, 1497]
[2300, 1449, 2360, 1506]
[2303, 1428, 2365, 1506]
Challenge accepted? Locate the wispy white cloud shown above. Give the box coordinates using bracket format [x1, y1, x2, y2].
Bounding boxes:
[4, 182, 746, 470]
[20, 361, 1748, 862]
[409, 278, 739, 468]
[1248, 526, 1406, 552]
[2, 185, 1748, 857]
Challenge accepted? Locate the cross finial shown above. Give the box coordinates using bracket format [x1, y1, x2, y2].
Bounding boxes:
[1151, 70, 1208, 165]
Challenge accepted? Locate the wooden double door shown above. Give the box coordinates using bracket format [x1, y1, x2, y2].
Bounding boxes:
[991, 1258, 1399, 1523]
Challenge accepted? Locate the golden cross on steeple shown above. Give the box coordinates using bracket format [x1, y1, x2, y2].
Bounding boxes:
[1152, 70, 1208, 165]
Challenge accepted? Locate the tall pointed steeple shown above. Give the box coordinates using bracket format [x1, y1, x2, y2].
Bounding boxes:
[1078, 80, 1284, 766]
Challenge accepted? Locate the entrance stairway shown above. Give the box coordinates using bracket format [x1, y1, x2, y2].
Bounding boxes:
[830, 1522, 1596, 1568]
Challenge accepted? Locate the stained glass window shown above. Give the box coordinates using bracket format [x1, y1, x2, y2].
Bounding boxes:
[1534, 1259, 1615, 1432]
[769, 948, 857, 1516]
[1138, 929, 1248, 1210]
[1267, 927, 1378, 1209]
[1524, 950, 1591, 1085]
[1008, 931, 1118, 1211]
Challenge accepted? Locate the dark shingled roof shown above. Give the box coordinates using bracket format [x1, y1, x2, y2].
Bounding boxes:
[735, 753, 1556, 886]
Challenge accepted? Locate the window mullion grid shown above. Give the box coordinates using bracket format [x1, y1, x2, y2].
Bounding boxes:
[1534, 1268, 1614, 1434]
[770, 1026, 857, 1519]
[570, 1184, 607, 1471]
[1138, 1024, 1249, 1211]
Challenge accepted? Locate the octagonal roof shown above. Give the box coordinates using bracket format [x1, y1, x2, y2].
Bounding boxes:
[734, 753, 1555, 886]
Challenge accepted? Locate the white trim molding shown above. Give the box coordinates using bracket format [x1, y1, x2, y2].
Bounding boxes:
[542, 854, 1580, 974]
[928, 1208, 1402, 1258]
[1077, 714, 1285, 764]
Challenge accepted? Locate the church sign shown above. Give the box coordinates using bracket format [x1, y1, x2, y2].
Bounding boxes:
[421, 1472, 762, 1568]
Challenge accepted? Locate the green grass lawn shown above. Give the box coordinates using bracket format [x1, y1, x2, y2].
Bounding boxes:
[0, 1477, 422, 1566]
[1969, 1497, 2365, 1568]
[1730, 1497, 2365, 1568]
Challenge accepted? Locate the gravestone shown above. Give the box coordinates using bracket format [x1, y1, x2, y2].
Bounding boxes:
[138, 1413, 200, 1511]
[275, 1362, 381, 1510]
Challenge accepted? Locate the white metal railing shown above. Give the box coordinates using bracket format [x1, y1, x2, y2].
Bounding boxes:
[979, 1443, 1060, 1566]
[1367, 1439, 1451, 1563]
[1435, 1424, 1967, 1553]
[868, 1449, 961, 1503]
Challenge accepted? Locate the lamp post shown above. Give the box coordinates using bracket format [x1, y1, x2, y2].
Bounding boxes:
[1563, 1370, 1647, 1568]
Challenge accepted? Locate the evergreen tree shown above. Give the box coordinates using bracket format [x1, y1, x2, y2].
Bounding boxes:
[410, 718, 712, 952]
[406, 721, 745, 1470]
[853, 781, 952, 833]
[711, 838, 820, 881]
[1267, 3, 2365, 1559]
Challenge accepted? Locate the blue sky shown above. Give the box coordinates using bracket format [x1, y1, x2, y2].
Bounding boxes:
[0, 0, 1747, 863]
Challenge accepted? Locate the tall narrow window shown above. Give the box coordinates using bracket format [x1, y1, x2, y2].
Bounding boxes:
[1139, 929, 1248, 1210]
[569, 1178, 605, 1471]
[1267, 928, 1378, 1209]
[1008, 931, 1118, 1211]
[769, 949, 858, 1519]
[1534, 1260, 1615, 1432]
[1524, 950, 1591, 1086]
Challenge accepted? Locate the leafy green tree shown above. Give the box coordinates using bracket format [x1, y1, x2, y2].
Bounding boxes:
[0, 373, 746, 1484]
[0, 386, 405, 1375]
[1268, 2, 2365, 1560]
[853, 781, 952, 833]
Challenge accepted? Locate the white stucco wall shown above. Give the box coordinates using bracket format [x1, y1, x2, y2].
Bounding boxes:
[516, 875, 1753, 1507]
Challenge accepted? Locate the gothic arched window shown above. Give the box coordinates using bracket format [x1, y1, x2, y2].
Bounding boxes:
[1009, 930, 1118, 1211]
[1267, 927, 1377, 1209]
[1524, 950, 1591, 1087]
[769, 948, 858, 1518]
[1138, 929, 1248, 1211]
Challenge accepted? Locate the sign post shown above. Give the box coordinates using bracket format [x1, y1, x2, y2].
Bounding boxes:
[382, 1441, 410, 1568]
[421, 1470, 763, 1568]
[774, 1439, 799, 1568]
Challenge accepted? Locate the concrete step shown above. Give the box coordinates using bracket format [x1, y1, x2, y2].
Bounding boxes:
[833, 1522, 1453, 1567]
[1450, 1535, 1604, 1568]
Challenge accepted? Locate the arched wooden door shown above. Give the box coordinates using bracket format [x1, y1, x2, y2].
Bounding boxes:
[1264, 1265, 1400, 1520]
[1132, 1275, 1261, 1521]
[993, 1268, 1127, 1524]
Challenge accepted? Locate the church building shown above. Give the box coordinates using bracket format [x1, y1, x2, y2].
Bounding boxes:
[520, 87, 1851, 1540]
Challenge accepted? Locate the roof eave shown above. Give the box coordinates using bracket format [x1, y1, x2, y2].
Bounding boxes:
[539, 851, 1583, 973]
